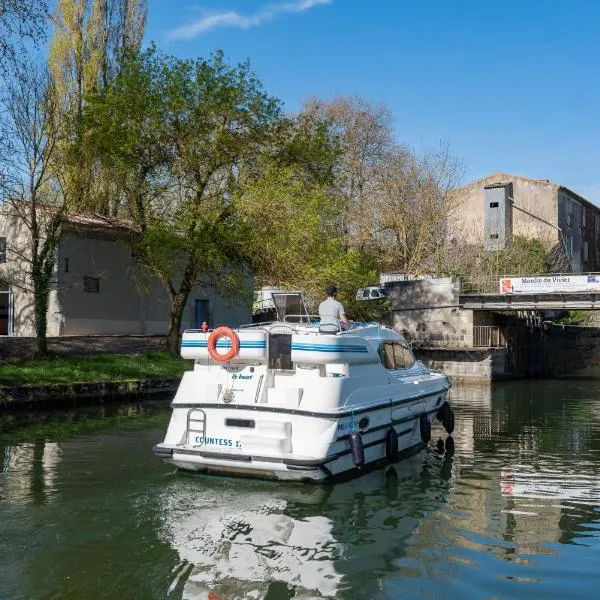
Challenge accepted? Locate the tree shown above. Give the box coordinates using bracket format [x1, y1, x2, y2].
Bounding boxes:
[0, 63, 69, 355]
[49, 0, 147, 214]
[83, 48, 282, 353]
[301, 96, 394, 249]
[0, 1, 49, 75]
[369, 141, 465, 274]
[49, 0, 146, 113]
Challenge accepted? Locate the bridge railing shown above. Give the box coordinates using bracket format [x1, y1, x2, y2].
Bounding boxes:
[460, 273, 600, 295]
[459, 276, 501, 295]
[473, 326, 506, 347]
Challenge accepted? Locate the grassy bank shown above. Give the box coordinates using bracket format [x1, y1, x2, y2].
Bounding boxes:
[0, 352, 189, 387]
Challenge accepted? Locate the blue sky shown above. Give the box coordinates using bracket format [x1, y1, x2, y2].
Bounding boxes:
[147, 0, 600, 201]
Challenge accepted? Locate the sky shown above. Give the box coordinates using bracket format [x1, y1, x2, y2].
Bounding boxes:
[146, 0, 600, 201]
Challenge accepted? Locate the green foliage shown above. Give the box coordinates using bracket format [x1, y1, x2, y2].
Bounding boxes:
[0, 352, 187, 386]
[489, 236, 551, 275]
[83, 46, 283, 349]
[554, 310, 589, 325]
[235, 166, 378, 315]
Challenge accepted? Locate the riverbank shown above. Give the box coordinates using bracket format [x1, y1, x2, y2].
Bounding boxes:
[0, 352, 186, 407]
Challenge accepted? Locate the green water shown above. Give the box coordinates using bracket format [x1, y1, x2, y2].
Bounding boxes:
[1, 381, 600, 599]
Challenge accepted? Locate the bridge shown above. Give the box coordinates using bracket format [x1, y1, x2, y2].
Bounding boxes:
[459, 274, 600, 311]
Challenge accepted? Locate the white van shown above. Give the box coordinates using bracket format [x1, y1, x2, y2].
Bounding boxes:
[356, 286, 386, 301]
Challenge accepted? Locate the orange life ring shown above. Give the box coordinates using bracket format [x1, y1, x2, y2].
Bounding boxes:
[207, 327, 240, 362]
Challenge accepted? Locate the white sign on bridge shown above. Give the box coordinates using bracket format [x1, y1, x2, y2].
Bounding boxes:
[500, 274, 600, 294]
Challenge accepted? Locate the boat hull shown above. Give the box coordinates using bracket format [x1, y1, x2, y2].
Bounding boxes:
[153, 399, 445, 482]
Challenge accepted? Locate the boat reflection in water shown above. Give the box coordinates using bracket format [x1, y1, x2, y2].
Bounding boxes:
[159, 438, 455, 599]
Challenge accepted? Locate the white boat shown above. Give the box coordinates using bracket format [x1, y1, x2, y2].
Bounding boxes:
[153, 293, 454, 482]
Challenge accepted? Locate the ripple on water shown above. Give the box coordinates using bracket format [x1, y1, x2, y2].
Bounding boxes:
[1, 385, 600, 599]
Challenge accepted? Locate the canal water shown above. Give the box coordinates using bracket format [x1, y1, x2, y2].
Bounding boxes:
[1, 380, 600, 599]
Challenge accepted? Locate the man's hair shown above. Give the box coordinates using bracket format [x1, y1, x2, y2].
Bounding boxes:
[325, 285, 337, 296]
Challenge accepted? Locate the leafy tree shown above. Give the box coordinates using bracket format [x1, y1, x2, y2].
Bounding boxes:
[83, 48, 282, 353]
[301, 96, 394, 249]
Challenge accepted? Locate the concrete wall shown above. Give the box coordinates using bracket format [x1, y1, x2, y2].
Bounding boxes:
[0, 209, 55, 337]
[450, 173, 600, 273]
[0, 208, 251, 337]
[557, 190, 583, 272]
[449, 173, 561, 248]
[417, 323, 600, 380]
[56, 231, 251, 335]
[388, 277, 474, 347]
[415, 347, 508, 380]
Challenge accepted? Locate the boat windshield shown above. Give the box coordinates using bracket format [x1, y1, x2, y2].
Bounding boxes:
[271, 292, 310, 323]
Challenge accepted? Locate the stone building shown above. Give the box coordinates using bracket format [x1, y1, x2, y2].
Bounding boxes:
[449, 173, 600, 273]
[0, 207, 249, 337]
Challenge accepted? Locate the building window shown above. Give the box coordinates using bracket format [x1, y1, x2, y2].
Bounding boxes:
[584, 241, 589, 262]
[64, 257, 69, 273]
[0, 237, 6, 264]
[83, 276, 100, 293]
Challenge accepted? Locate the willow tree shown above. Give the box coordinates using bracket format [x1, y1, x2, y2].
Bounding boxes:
[83, 48, 282, 353]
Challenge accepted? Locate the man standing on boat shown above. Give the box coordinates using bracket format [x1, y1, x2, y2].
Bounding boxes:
[319, 285, 350, 330]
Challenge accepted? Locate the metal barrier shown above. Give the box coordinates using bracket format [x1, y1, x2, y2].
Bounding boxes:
[460, 272, 600, 295]
[473, 326, 506, 347]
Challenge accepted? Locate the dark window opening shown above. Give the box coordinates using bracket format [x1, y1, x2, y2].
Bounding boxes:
[268, 333, 292, 370]
[490, 234, 499, 239]
[83, 276, 100, 293]
[225, 418, 255, 428]
[489, 202, 499, 208]
[64, 257, 69, 273]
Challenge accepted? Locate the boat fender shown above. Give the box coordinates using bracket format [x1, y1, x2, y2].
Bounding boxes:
[443, 405, 455, 435]
[419, 413, 431, 443]
[207, 327, 240, 362]
[436, 402, 455, 435]
[385, 428, 399, 461]
[348, 432, 364, 468]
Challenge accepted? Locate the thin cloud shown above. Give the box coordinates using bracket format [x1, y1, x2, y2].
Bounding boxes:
[167, 0, 331, 40]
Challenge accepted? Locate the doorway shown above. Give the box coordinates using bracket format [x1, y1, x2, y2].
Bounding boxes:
[194, 298, 210, 329]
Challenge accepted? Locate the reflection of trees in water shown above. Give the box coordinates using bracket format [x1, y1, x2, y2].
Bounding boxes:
[451, 381, 600, 552]
[453, 380, 600, 456]
[160, 443, 455, 600]
[1, 441, 62, 505]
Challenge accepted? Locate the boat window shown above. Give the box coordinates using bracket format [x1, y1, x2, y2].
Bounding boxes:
[394, 342, 416, 369]
[382, 342, 395, 369]
[382, 341, 416, 369]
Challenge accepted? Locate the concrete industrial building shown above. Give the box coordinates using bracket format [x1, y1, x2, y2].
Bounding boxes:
[389, 174, 600, 363]
[449, 173, 600, 273]
[0, 207, 249, 337]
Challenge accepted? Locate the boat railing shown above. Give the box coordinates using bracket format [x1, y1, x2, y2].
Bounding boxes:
[239, 322, 274, 329]
[283, 314, 320, 324]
